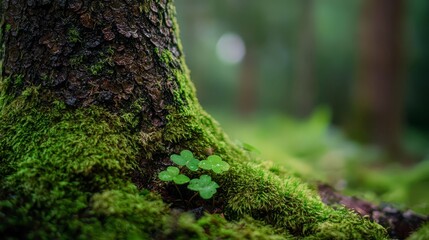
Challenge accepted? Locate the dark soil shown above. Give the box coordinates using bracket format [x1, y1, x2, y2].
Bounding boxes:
[318, 183, 428, 239]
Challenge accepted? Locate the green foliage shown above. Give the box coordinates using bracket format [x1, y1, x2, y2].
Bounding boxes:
[158, 150, 230, 199]
[199, 155, 230, 173]
[88, 48, 114, 76]
[5, 24, 11, 33]
[0, 2, 392, 239]
[408, 222, 429, 240]
[158, 166, 190, 184]
[68, 27, 81, 43]
[69, 55, 84, 67]
[155, 47, 174, 66]
[163, 213, 291, 240]
[221, 162, 388, 239]
[0, 85, 389, 239]
[187, 175, 219, 199]
[0, 92, 147, 238]
[88, 61, 105, 75]
[171, 150, 200, 171]
[0, 90, 285, 239]
[13, 74, 23, 85]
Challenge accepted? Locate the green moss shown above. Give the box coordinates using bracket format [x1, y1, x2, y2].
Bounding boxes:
[121, 112, 139, 129]
[69, 55, 84, 67]
[87, 48, 114, 76]
[408, 222, 429, 240]
[0, 91, 142, 238]
[68, 27, 81, 43]
[13, 74, 23, 85]
[21, 85, 40, 97]
[217, 162, 386, 239]
[163, 213, 292, 240]
[0, 82, 389, 239]
[5, 24, 11, 33]
[0, 75, 11, 109]
[156, 48, 174, 66]
[0, 89, 294, 239]
[0, 1, 391, 238]
[154, 99, 387, 238]
[88, 62, 104, 75]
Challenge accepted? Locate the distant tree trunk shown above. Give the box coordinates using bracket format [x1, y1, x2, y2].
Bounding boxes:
[348, 0, 405, 159]
[237, 47, 257, 117]
[292, 0, 316, 118]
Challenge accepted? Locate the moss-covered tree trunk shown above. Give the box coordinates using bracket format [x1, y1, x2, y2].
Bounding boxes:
[0, 1, 388, 239]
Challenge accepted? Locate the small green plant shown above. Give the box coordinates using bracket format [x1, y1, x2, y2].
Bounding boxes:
[170, 150, 200, 171]
[68, 27, 81, 43]
[87, 48, 114, 76]
[5, 24, 11, 32]
[187, 175, 219, 199]
[158, 150, 230, 199]
[199, 155, 230, 174]
[158, 166, 190, 184]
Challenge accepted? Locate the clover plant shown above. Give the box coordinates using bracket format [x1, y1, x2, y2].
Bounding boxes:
[170, 150, 200, 171]
[157, 150, 230, 199]
[199, 155, 230, 174]
[158, 166, 190, 184]
[187, 175, 219, 199]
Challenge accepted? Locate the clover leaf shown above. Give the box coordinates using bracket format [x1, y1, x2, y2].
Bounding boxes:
[158, 166, 190, 184]
[170, 150, 200, 171]
[187, 175, 219, 199]
[198, 155, 230, 174]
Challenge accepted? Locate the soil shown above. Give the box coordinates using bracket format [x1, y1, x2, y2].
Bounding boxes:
[317, 183, 428, 239]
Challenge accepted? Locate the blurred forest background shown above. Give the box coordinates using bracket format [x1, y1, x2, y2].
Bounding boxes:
[175, 0, 429, 215]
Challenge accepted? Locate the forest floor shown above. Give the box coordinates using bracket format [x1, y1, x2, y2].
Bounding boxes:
[210, 108, 429, 238]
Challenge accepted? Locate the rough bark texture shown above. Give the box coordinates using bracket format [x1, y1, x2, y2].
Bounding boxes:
[1, 0, 218, 188]
[0, 0, 413, 239]
[3, 0, 179, 112]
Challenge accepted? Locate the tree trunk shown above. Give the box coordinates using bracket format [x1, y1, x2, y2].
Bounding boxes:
[0, 0, 389, 239]
[348, 0, 405, 160]
[237, 47, 257, 117]
[292, 0, 316, 118]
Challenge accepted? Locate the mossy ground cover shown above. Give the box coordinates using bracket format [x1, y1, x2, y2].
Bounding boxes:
[0, 86, 391, 239]
[215, 108, 429, 216]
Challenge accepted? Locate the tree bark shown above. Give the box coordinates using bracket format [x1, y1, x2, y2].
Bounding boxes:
[0, 0, 221, 184]
[0, 0, 392, 239]
[3, 0, 183, 115]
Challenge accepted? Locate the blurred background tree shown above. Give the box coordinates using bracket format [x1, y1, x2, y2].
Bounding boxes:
[175, 0, 429, 161]
[347, 0, 405, 161]
[175, 0, 429, 214]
